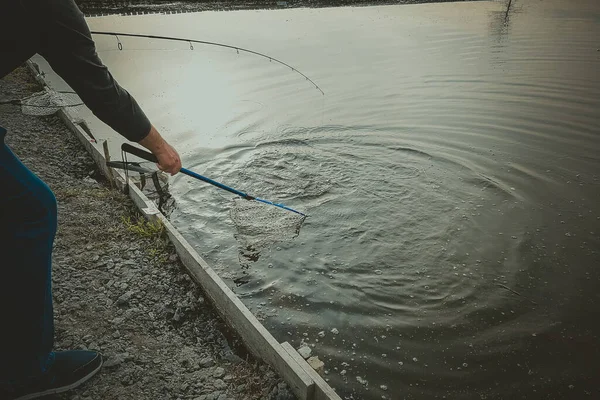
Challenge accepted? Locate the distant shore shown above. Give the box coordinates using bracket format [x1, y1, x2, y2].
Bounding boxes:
[75, 0, 477, 15]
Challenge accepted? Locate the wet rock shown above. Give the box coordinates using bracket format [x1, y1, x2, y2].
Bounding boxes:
[307, 356, 324, 375]
[297, 345, 312, 359]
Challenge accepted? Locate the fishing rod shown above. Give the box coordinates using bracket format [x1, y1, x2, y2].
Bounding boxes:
[118, 143, 307, 217]
[90, 30, 325, 95]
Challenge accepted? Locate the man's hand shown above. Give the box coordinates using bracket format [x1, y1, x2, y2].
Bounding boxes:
[138, 125, 182, 175]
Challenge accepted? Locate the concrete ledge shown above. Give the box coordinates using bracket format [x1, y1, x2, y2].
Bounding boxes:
[26, 59, 341, 400]
[282, 342, 342, 400]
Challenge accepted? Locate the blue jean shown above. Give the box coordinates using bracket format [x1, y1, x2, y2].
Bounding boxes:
[0, 126, 55, 381]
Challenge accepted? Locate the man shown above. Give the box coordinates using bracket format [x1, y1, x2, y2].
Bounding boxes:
[1, 0, 182, 398]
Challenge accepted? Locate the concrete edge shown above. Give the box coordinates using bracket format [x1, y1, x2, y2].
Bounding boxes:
[281, 343, 343, 400]
[25, 60, 344, 400]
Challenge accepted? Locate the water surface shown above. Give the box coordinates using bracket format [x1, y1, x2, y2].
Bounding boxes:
[38, 1, 600, 398]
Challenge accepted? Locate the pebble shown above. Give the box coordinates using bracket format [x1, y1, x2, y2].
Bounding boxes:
[356, 376, 368, 385]
[213, 367, 225, 378]
[213, 379, 226, 390]
[297, 345, 312, 359]
[103, 356, 123, 368]
[308, 356, 325, 374]
[116, 290, 135, 306]
[199, 357, 215, 368]
[331, 328, 339, 335]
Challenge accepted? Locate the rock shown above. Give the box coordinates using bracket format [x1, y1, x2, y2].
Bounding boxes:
[331, 328, 339, 335]
[235, 384, 247, 393]
[356, 376, 368, 386]
[317, 331, 325, 338]
[213, 367, 225, 378]
[307, 356, 324, 375]
[172, 310, 182, 322]
[199, 357, 215, 368]
[103, 356, 123, 368]
[213, 379, 226, 390]
[116, 291, 134, 306]
[273, 382, 295, 400]
[297, 345, 312, 359]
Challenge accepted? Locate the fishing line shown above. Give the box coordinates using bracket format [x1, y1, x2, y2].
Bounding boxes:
[90, 30, 325, 95]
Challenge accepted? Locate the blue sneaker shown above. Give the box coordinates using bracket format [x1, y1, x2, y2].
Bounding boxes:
[2, 350, 103, 400]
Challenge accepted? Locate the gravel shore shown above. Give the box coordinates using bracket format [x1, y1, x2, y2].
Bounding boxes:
[0, 66, 295, 400]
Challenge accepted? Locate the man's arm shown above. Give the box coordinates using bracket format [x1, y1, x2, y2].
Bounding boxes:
[28, 0, 181, 174]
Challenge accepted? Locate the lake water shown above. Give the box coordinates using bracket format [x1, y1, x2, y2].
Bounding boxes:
[38, 0, 600, 398]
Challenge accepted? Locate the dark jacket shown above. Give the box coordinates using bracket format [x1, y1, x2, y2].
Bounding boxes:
[0, 0, 151, 142]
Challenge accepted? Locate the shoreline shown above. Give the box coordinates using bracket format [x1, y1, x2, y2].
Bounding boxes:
[75, 0, 480, 15]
